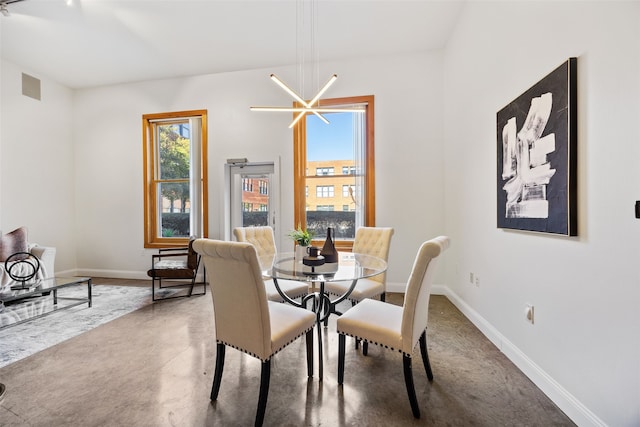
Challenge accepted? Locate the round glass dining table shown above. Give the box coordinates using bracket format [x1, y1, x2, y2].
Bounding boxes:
[262, 251, 387, 379]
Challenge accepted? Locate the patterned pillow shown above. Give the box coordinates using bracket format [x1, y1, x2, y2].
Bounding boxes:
[0, 227, 29, 262]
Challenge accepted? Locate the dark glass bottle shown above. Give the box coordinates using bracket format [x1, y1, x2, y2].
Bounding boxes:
[320, 227, 338, 263]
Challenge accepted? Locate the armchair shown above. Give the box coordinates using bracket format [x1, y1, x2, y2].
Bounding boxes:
[147, 238, 206, 301]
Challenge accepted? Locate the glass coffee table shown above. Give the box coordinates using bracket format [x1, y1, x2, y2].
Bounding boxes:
[0, 276, 92, 329]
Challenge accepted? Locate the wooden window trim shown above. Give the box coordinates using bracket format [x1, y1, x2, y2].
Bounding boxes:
[142, 109, 208, 248]
[293, 95, 375, 251]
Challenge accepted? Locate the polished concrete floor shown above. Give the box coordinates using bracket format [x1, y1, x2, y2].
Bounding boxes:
[0, 279, 575, 426]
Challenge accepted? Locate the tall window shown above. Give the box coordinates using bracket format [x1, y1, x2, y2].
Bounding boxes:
[294, 95, 375, 250]
[143, 110, 208, 248]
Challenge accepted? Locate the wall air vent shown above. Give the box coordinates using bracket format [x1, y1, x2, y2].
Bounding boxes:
[22, 73, 41, 101]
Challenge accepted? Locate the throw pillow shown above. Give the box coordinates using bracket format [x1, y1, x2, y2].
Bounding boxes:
[0, 227, 29, 262]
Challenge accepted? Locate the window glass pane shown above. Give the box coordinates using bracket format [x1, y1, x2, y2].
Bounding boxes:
[293, 96, 373, 250]
[158, 182, 190, 237]
[305, 112, 359, 240]
[158, 123, 191, 180]
[156, 121, 192, 239]
[241, 176, 270, 226]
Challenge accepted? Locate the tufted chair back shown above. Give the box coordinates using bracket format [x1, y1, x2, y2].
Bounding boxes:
[233, 225, 309, 303]
[233, 226, 277, 258]
[352, 227, 394, 285]
[400, 236, 450, 354]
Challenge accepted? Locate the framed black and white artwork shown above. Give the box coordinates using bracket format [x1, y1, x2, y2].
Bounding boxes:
[496, 58, 577, 236]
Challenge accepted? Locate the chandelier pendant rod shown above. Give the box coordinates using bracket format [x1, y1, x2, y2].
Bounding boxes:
[251, 0, 362, 127]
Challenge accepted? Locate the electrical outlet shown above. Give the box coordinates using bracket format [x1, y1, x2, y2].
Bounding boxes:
[469, 272, 474, 284]
[525, 304, 534, 324]
[475, 275, 480, 287]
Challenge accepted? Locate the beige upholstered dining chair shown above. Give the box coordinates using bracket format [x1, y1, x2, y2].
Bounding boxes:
[192, 239, 316, 427]
[325, 226, 394, 303]
[324, 227, 393, 329]
[336, 236, 450, 419]
[233, 226, 308, 302]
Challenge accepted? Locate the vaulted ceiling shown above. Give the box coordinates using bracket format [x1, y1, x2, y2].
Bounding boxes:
[0, 0, 465, 89]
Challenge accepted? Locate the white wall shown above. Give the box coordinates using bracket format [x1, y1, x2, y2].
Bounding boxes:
[71, 51, 445, 283]
[0, 60, 76, 273]
[5, 2, 637, 424]
[443, 2, 640, 426]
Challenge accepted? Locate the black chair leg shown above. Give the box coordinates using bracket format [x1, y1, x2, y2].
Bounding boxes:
[403, 354, 421, 418]
[346, 302, 361, 350]
[419, 331, 434, 381]
[255, 360, 271, 427]
[211, 344, 225, 400]
[380, 292, 386, 302]
[362, 341, 368, 356]
[189, 262, 207, 297]
[338, 334, 346, 385]
[306, 330, 314, 377]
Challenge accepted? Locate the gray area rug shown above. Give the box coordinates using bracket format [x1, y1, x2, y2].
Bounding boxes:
[0, 284, 164, 368]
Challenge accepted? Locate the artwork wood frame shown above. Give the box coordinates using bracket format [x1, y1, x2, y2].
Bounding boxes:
[496, 58, 577, 236]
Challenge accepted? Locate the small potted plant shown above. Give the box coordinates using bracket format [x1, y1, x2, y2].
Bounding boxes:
[288, 225, 314, 246]
[288, 225, 315, 262]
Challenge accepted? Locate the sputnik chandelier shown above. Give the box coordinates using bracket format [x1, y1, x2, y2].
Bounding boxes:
[1, 0, 27, 17]
[250, 0, 364, 128]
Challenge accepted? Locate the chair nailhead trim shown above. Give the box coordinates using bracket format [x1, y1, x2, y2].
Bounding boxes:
[338, 332, 421, 357]
[288, 291, 308, 299]
[218, 325, 314, 362]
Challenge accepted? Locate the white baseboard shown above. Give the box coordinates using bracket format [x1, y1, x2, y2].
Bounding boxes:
[440, 286, 606, 427]
[386, 281, 406, 293]
[388, 281, 605, 426]
[387, 282, 448, 295]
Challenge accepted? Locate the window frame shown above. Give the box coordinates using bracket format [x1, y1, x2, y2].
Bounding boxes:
[142, 109, 208, 248]
[293, 95, 375, 251]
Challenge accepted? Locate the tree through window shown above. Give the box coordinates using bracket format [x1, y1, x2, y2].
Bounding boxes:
[143, 110, 208, 248]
